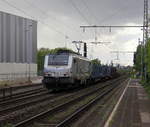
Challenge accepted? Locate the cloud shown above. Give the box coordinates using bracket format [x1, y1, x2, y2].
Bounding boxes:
[0, 0, 144, 65]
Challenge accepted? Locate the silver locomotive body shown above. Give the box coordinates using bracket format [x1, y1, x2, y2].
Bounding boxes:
[42, 53, 91, 90]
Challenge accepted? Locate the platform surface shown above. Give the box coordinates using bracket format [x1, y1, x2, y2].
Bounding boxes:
[109, 79, 150, 127]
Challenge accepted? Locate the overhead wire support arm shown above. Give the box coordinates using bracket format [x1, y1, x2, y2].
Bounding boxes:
[110, 51, 135, 60]
[80, 25, 147, 28]
[110, 51, 135, 53]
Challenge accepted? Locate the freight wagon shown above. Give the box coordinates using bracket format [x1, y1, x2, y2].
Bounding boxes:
[42, 52, 117, 91]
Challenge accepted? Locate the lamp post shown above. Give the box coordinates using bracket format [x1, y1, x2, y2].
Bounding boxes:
[138, 38, 143, 78]
[25, 24, 32, 82]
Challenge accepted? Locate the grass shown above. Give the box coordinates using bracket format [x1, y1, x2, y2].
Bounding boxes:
[47, 93, 98, 123]
[0, 79, 31, 88]
[140, 79, 150, 98]
[0, 81, 10, 87]
[143, 84, 150, 98]
[3, 123, 14, 127]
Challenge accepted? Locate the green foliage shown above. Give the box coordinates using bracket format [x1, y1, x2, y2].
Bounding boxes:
[140, 79, 150, 98]
[144, 84, 150, 98]
[37, 47, 76, 75]
[3, 123, 13, 127]
[146, 41, 150, 80]
[134, 39, 150, 82]
[91, 58, 101, 65]
[37, 48, 50, 75]
[134, 44, 143, 73]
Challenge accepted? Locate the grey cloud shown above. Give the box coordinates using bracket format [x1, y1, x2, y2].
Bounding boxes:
[0, 0, 145, 65]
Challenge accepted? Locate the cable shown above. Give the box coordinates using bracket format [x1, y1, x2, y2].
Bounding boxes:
[24, 0, 87, 38]
[98, 5, 130, 24]
[23, 0, 47, 18]
[80, 0, 103, 40]
[68, 0, 91, 25]
[81, 0, 100, 25]
[67, 0, 97, 44]
[23, 0, 84, 38]
[1, 0, 71, 40]
[1, 0, 34, 19]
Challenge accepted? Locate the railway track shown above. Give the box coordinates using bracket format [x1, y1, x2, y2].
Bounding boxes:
[0, 83, 43, 100]
[0, 87, 47, 103]
[0, 89, 48, 106]
[59, 78, 129, 127]
[66, 79, 129, 127]
[11, 76, 126, 127]
[0, 82, 108, 116]
[0, 91, 51, 115]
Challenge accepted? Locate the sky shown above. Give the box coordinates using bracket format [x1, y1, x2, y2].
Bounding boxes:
[0, 0, 146, 66]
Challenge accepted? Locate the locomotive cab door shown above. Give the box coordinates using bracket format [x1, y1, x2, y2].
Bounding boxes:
[72, 58, 78, 76]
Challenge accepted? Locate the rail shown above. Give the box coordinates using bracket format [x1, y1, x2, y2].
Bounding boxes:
[13, 76, 126, 127]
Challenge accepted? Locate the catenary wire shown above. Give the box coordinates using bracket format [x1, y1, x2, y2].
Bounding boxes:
[68, 0, 91, 25]
[23, 0, 83, 37]
[1, 0, 71, 41]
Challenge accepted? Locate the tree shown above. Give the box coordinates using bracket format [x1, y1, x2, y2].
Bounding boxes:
[91, 58, 101, 65]
[133, 45, 143, 74]
[37, 47, 76, 75]
[145, 39, 150, 81]
[37, 48, 51, 75]
[134, 39, 150, 82]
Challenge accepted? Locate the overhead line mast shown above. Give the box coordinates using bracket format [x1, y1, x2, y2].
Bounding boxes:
[80, 0, 149, 69]
[143, 0, 149, 81]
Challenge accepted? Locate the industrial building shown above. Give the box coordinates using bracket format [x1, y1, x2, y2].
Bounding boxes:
[0, 11, 37, 81]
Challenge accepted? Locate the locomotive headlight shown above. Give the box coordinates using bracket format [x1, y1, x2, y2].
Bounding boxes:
[64, 71, 70, 76]
[66, 71, 70, 75]
[44, 72, 51, 77]
[44, 72, 48, 77]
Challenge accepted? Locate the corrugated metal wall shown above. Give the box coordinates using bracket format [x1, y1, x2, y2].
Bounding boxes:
[0, 11, 37, 63]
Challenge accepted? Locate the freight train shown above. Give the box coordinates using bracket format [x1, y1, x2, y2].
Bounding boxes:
[42, 52, 117, 90]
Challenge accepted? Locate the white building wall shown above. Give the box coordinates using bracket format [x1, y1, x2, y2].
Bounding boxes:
[0, 11, 37, 63]
[0, 11, 37, 81]
[0, 13, 2, 62]
[10, 15, 16, 62]
[0, 63, 37, 81]
[3, 13, 7, 62]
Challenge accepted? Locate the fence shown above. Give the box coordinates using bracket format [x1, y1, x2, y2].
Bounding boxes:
[0, 72, 37, 81]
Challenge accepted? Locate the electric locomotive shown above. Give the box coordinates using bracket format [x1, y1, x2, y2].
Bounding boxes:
[42, 52, 91, 90]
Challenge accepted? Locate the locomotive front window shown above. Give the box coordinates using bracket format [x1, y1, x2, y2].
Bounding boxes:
[48, 54, 69, 65]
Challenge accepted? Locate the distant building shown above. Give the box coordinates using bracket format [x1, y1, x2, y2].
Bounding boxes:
[0, 11, 37, 81]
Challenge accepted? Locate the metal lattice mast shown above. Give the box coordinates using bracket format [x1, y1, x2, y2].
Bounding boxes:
[143, 0, 149, 80]
[143, 0, 148, 43]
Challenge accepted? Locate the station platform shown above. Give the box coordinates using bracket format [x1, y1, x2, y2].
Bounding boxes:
[0, 76, 43, 98]
[107, 79, 150, 127]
